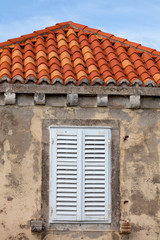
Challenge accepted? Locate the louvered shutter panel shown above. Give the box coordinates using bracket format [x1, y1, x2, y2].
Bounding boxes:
[50, 128, 82, 222]
[82, 129, 111, 221]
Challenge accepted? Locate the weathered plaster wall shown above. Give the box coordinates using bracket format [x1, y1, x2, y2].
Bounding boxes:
[0, 104, 159, 240]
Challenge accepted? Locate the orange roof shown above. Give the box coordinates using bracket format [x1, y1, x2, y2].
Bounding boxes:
[0, 21, 160, 87]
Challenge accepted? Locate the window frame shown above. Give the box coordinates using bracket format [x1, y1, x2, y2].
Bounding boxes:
[41, 119, 120, 230]
[49, 126, 112, 223]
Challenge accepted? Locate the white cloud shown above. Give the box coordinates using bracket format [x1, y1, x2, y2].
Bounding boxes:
[99, 26, 160, 51]
[0, 16, 57, 42]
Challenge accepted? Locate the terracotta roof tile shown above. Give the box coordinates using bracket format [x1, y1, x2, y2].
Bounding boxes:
[0, 21, 160, 86]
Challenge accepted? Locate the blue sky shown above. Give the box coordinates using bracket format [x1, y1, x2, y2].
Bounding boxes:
[1, 0, 160, 50]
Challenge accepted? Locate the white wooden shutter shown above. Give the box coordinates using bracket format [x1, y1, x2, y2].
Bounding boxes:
[50, 128, 82, 222]
[50, 127, 111, 223]
[82, 129, 111, 221]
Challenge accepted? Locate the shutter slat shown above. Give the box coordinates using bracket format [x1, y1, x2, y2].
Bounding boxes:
[57, 158, 77, 162]
[85, 146, 105, 149]
[57, 179, 77, 184]
[85, 150, 105, 154]
[57, 140, 77, 144]
[57, 149, 77, 153]
[84, 154, 105, 158]
[57, 135, 77, 140]
[85, 141, 105, 145]
[57, 154, 77, 158]
[85, 198, 105, 202]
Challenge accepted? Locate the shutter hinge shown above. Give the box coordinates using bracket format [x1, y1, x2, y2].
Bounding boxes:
[51, 138, 54, 144]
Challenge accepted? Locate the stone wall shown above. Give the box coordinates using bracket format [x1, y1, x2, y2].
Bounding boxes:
[0, 84, 159, 240]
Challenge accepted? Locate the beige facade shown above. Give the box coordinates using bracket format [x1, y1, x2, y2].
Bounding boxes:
[0, 84, 160, 240]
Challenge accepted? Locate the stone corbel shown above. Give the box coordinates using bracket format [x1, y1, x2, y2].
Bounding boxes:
[30, 220, 45, 232]
[120, 220, 131, 234]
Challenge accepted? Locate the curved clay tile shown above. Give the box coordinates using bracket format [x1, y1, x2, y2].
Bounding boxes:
[12, 63, 23, 72]
[36, 50, 48, 60]
[66, 28, 77, 37]
[74, 64, 85, 73]
[0, 68, 11, 79]
[115, 71, 126, 82]
[12, 47, 23, 60]
[142, 52, 159, 81]
[35, 36, 50, 82]
[60, 51, 71, 61]
[24, 57, 36, 66]
[77, 70, 88, 80]
[69, 40, 79, 49]
[12, 56, 23, 65]
[95, 52, 106, 61]
[89, 34, 100, 45]
[102, 71, 113, 80]
[24, 41, 36, 81]
[104, 77, 116, 85]
[67, 33, 77, 43]
[72, 51, 84, 61]
[38, 69, 50, 80]
[58, 45, 70, 55]
[0, 62, 10, 71]
[140, 72, 151, 82]
[47, 44, 57, 54]
[86, 58, 97, 67]
[24, 43, 34, 53]
[73, 58, 85, 67]
[64, 76, 77, 85]
[89, 71, 100, 80]
[70, 46, 82, 56]
[92, 77, 103, 85]
[11, 44, 24, 81]
[25, 69, 36, 80]
[46, 33, 56, 45]
[152, 73, 160, 83]
[61, 58, 72, 68]
[57, 33, 67, 42]
[93, 46, 104, 55]
[83, 52, 95, 62]
[48, 51, 59, 61]
[63, 64, 74, 74]
[58, 39, 68, 49]
[35, 44, 46, 54]
[63, 70, 75, 80]
[0, 55, 11, 66]
[1, 47, 11, 57]
[36, 57, 48, 67]
[48, 57, 60, 67]
[51, 70, 62, 80]
[124, 66, 138, 82]
[35, 36, 46, 47]
[24, 50, 35, 59]
[100, 65, 112, 75]
[24, 63, 36, 72]
[12, 69, 24, 82]
[46, 38, 57, 49]
[97, 58, 109, 68]
[50, 64, 61, 73]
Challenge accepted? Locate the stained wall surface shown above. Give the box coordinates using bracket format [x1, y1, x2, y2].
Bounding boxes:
[0, 102, 160, 240]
